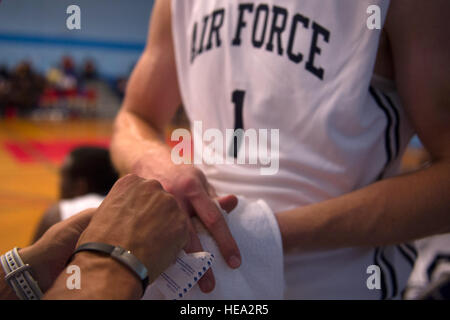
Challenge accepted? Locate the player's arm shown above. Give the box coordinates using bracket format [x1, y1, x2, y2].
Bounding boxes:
[111, 0, 181, 176]
[110, 0, 241, 292]
[276, 0, 450, 252]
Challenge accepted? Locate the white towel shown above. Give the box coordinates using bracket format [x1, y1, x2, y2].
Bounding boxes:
[143, 197, 284, 300]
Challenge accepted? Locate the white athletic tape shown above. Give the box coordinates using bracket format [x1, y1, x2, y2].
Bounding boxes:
[153, 250, 214, 300]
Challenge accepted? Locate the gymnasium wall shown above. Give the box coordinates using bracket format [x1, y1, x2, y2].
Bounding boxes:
[0, 0, 154, 78]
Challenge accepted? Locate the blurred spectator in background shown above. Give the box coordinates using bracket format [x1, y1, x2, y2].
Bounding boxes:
[113, 62, 136, 100]
[32, 146, 118, 242]
[59, 56, 78, 99]
[81, 58, 98, 82]
[114, 76, 127, 100]
[40, 56, 101, 118]
[7, 61, 44, 116]
[61, 56, 77, 79]
[0, 65, 9, 80]
[0, 55, 123, 119]
[0, 65, 11, 116]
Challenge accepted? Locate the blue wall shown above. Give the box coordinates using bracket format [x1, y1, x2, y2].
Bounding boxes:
[0, 0, 154, 78]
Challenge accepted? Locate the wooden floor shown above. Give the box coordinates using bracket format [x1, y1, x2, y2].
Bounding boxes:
[0, 119, 113, 254]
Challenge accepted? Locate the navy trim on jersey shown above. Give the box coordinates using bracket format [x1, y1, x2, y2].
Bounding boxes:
[369, 86, 393, 180]
[396, 245, 415, 267]
[380, 248, 398, 299]
[427, 254, 450, 281]
[382, 93, 401, 158]
[404, 243, 418, 259]
[374, 248, 388, 300]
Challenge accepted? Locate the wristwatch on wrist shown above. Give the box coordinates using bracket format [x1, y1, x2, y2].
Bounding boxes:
[71, 242, 149, 294]
[1, 247, 43, 300]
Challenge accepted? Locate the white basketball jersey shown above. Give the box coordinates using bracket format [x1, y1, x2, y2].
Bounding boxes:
[59, 194, 104, 220]
[171, 0, 415, 299]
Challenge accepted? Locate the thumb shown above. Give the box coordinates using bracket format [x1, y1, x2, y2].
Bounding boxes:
[216, 195, 238, 213]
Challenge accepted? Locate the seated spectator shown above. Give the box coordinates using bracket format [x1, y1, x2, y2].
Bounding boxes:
[0, 65, 11, 115]
[81, 58, 98, 82]
[32, 146, 118, 242]
[8, 61, 45, 116]
[61, 55, 77, 79]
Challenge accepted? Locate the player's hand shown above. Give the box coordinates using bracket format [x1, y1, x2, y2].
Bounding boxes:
[162, 165, 241, 293]
[133, 159, 241, 293]
[76, 174, 190, 283]
[19, 208, 95, 292]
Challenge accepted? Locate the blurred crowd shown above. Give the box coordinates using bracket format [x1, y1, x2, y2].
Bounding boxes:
[0, 56, 129, 120]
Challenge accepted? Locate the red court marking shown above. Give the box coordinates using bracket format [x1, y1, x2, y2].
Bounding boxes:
[3, 142, 34, 163]
[3, 139, 110, 165]
[30, 139, 110, 164]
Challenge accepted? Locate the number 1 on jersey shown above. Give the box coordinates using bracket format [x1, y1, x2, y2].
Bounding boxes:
[229, 89, 246, 158]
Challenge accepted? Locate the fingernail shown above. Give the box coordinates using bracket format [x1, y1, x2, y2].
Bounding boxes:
[200, 278, 213, 293]
[228, 255, 241, 268]
[204, 278, 214, 291]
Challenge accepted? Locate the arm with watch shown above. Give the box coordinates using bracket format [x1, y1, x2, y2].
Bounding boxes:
[0, 209, 96, 300]
[0, 243, 149, 300]
[1, 174, 190, 300]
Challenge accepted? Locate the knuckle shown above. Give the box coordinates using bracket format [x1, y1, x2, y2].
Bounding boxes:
[179, 175, 200, 191]
[110, 174, 130, 191]
[146, 179, 163, 190]
[123, 173, 139, 182]
[203, 211, 221, 230]
[116, 173, 140, 188]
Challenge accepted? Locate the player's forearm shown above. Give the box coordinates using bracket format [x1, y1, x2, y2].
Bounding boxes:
[276, 160, 450, 252]
[111, 109, 175, 178]
[110, 43, 181, 179]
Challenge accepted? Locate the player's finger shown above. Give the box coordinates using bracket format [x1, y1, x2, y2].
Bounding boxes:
[198, 171, 217, 198]
[199, 268, 214, 293]
[184, 220, 216, 293]
[216, 194, 238, 213]
[206, 183, 218, 198]
[189, 190, 241, 269]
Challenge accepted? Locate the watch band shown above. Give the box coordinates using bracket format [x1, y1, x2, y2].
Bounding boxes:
[1, 247, 43, 300]
[72, 242, 149, 293]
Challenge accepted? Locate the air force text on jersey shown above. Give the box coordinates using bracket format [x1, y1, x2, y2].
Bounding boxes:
[190, 3, 330, 80]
